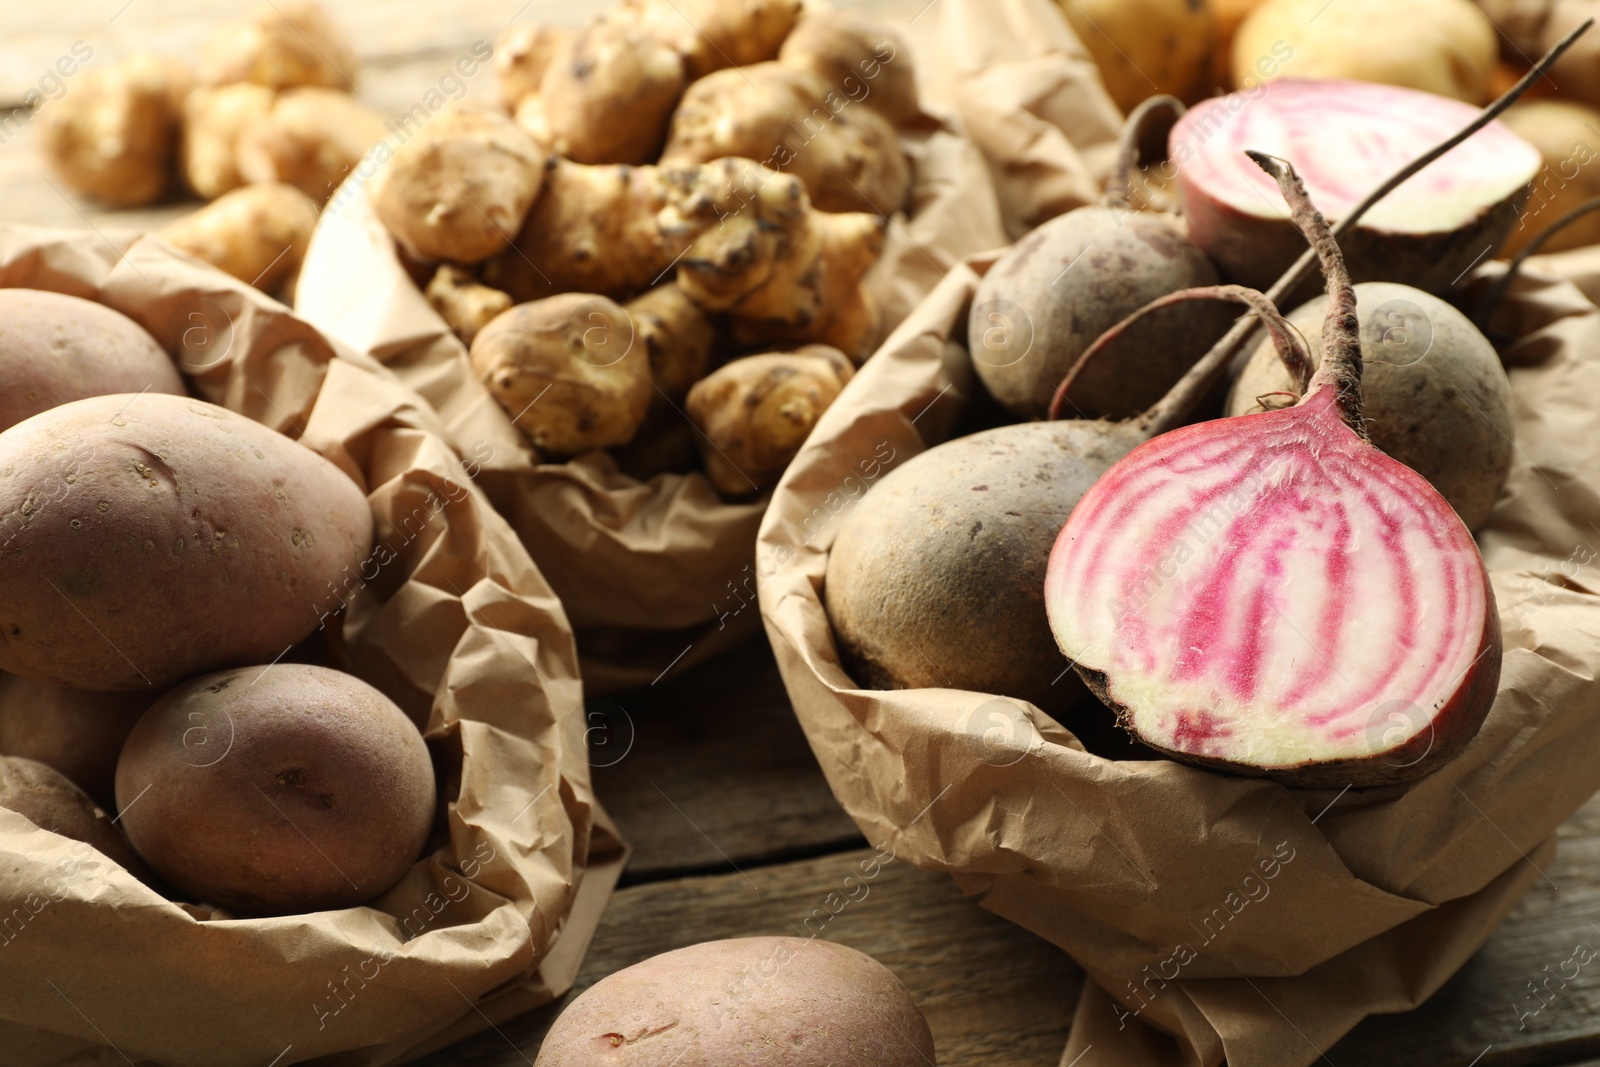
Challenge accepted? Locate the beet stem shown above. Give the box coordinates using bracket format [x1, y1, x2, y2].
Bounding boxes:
[1477, 194, 1600, 327]
[1112, 95, 1186, 209]
[1247, 152, 1366, 438]
[1049, 284, 1310, 421]
[1125, 17, 1589, 438]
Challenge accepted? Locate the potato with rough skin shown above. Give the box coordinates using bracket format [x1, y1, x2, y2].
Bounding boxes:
[626, 284, 715, 402]
[661, 62, 911, 216]
[0, 756, 148, 879]
[37, 53, 189, 208]
[494, 23, 572, 108]
[198, 0, 358, 92]
[115, 665, 435, 915]
[538, 16, 686, 165]
[471, 294, 653, 455]
[685, 345, 853, 495]
[1499, 100, 1600, 256]
[0, 289, 184, 434]
[779, 11, 920, 126]
[426, 265, 514, 345]
[180, 82, 276, 201]
[535, 937, 935, 1067]
[160, 182, 319, 295]
[668, 160, 814, 311]
[1058, 0, 1215, 111]
[623, 0, 801, 79]
[373, 106, 545, 265]
[236, 87, 387, 203]
[0, 392, 374, 691]
[1234, 0, 1496, 102]
[0, 674, 148, 807]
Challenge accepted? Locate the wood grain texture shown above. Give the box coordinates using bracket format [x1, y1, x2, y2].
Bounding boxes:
[591, 639, 866, 884]
[409, 846, 1086, 1067]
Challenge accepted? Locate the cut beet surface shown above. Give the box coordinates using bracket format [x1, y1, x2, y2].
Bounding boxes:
[1046, 153, 1502, 788]
[1171, 79, 1541, 294]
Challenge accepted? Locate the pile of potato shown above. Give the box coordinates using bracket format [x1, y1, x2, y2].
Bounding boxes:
[374, 0, 921, 496]
[0, 288, 433, 917]
[39, 1, 387, 296]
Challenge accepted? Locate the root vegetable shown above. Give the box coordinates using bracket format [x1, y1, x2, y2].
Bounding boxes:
[1, 757, 148, 878]
[36, 53, 188, 208]
[1235, 0, 1497, 103]
[623, 0, 801, 80]
[778, 12, 919, 126]
[160, 182, 320, 295]
[236, 87, 387, 203]
[115, 665, 435, 915]
[537, 16, 686, 165]
[660, 61, 911, 216]
[179, 82, 276, 201]
[373, 105, 545, 265]
[0, 676, 148, 807]
[1228, 281, 1514, 531]
[1046, 155, 1501, 786]
[536, 938, 934, 1067]
[971, 207, 1232, 420]
[626, 284, 714, 402]
[1055, 0, 1215, 111]
[197, 0, 357, 92]
[470, 294, 653, 455]
[0, 392, 373, 691]
[494, 23, 572, 107]
[1497, 99, 1600, 255]
[0, 289, 184, 434]
[425, 265, 513, 346]
[685, 345, 853, 496]
[1171, 78, 1542, 293]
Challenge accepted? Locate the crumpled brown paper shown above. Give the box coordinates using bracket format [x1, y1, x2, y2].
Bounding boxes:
[0, 226, 623, 1067]
[756, 1, 1600, 1063]
[294, 109, 1007, 694]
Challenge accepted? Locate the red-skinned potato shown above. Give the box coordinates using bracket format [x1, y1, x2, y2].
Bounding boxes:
[0, 393, 373, 691]
[0, 289, 185, 434]
[115, 665, 435, 915]
[534, 937, 934, 1066]
[0, 673, 149, 807]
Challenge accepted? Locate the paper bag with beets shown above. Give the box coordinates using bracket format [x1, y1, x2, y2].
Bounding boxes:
[0, 227, 622, 1067]
[756, 1, 1600, 1063]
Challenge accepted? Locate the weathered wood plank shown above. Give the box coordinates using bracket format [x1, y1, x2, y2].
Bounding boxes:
[591, 638, 866, 883]
[409, 846, 1086, 1067]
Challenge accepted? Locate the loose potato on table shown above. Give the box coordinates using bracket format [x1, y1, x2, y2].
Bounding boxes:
[685, 345, 854, 496]
[0, 392, 373, 691]
[0, 674, 148, 807]
[373, 105, 546, 265]
[236, 87, 388, 203]
[115, 665, 435, 915]
[536, 937, 935, 1067]
[0, 289, 184, 433]
[470, 294, 653, 455]
[37, 52, 189, 208]
[160, 182, 320, 294]
[198, 0, 358, 91]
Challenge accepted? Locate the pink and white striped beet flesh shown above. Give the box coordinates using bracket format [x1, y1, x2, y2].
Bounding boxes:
[1044, 152, 1502, 787]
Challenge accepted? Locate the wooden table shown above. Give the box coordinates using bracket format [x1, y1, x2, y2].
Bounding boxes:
[5, 3, 1600, 1065]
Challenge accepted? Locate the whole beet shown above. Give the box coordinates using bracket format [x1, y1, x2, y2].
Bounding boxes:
[969, 208, 1232, 420]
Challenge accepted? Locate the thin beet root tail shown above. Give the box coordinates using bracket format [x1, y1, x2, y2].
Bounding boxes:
[1046, 284, 1311, 425]
[1112, 95, 1186, 209]
[1246, 151, 1367, 440]
[1478, 193, 1600, 328]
